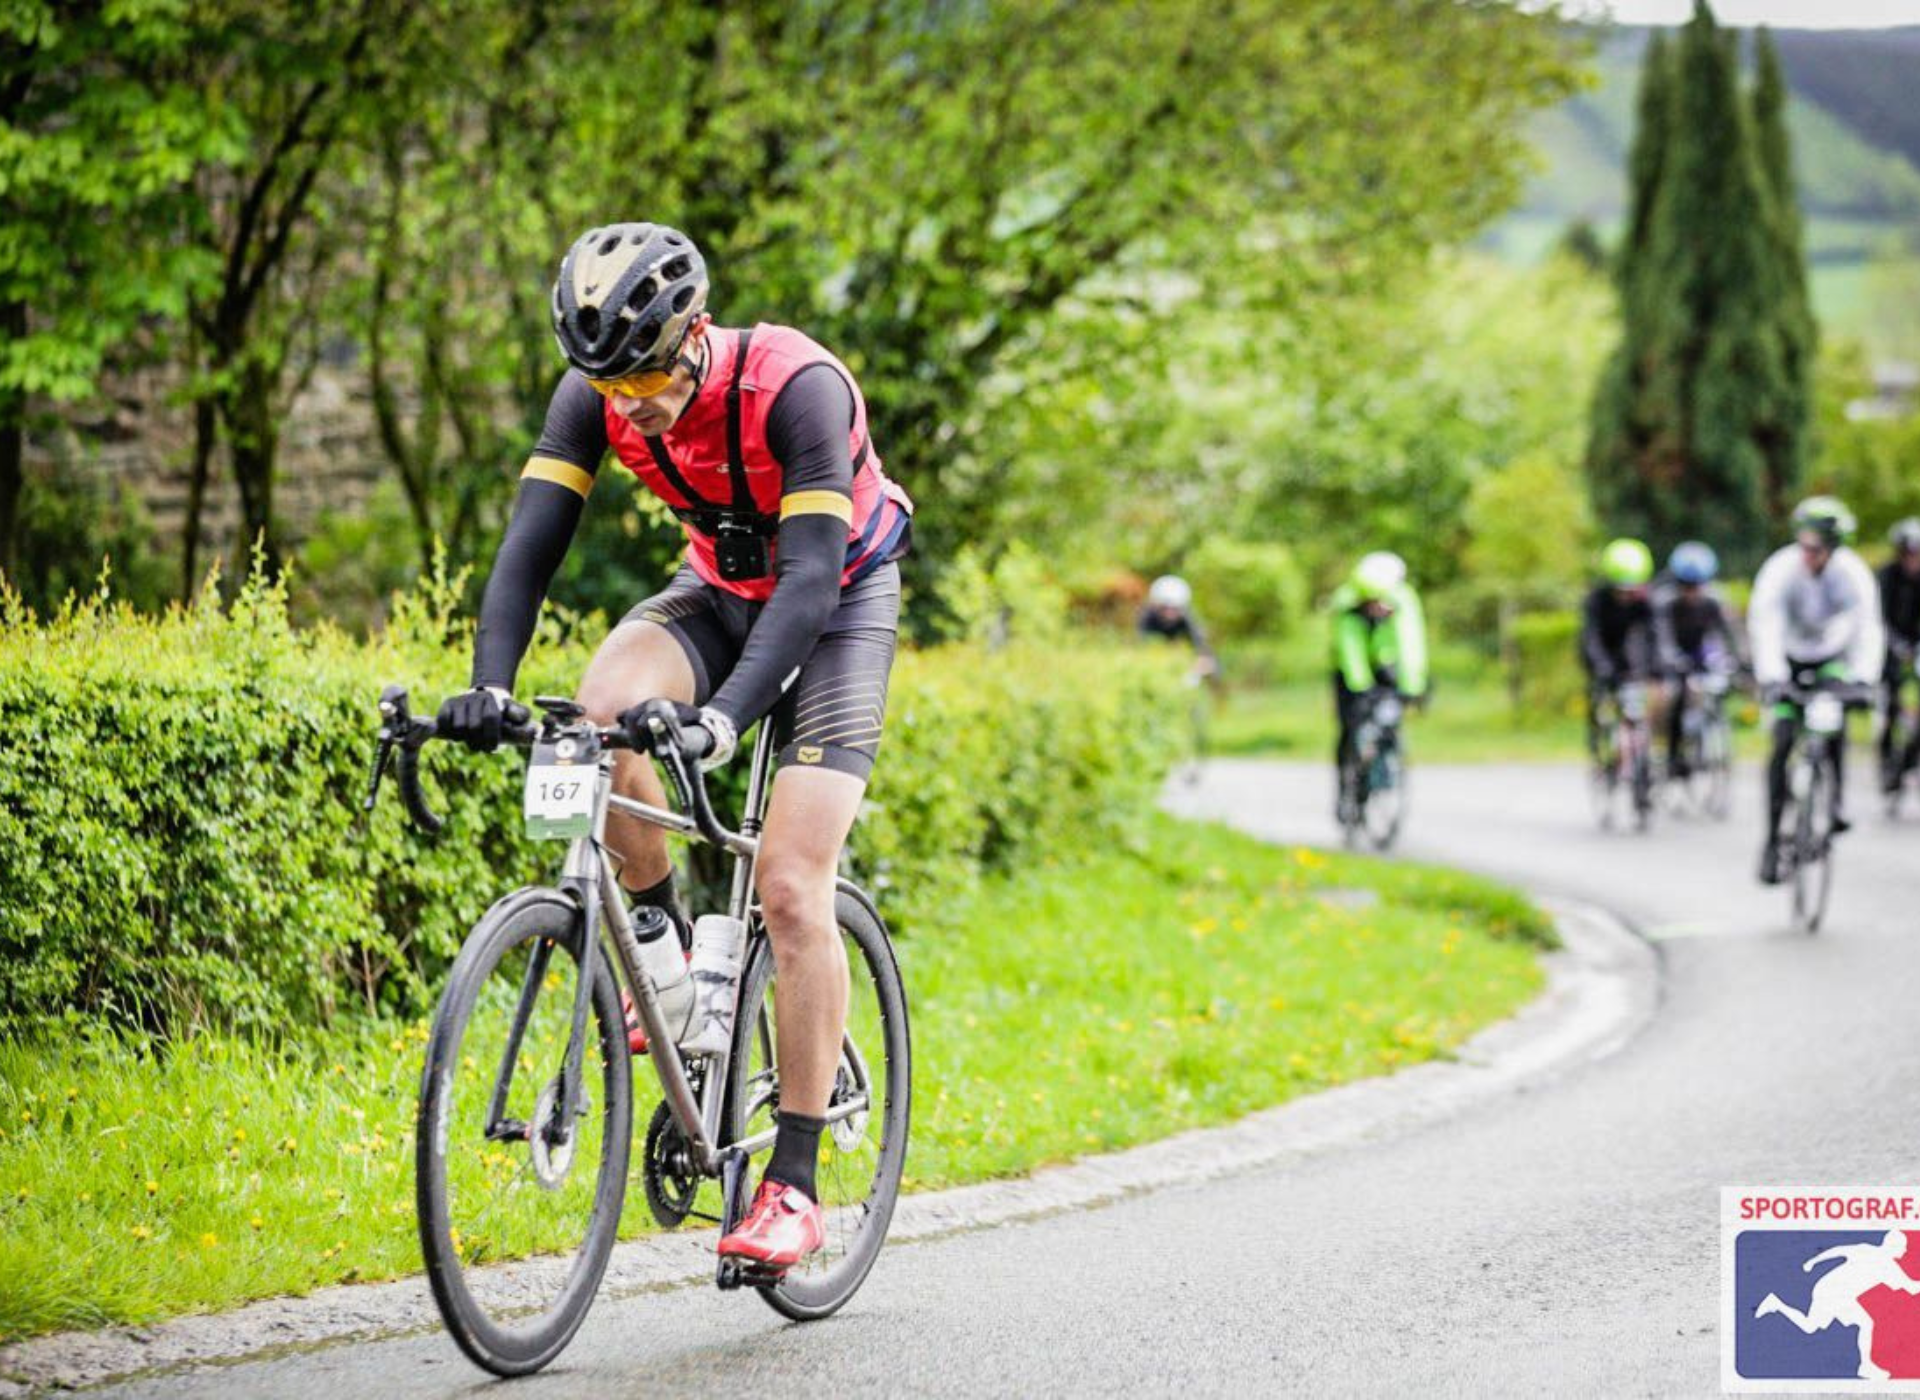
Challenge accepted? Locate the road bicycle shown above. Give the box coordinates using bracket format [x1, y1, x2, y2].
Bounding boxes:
[1589, 679, 1654, 832]
[365, 688, 909, 1376]
[1878, 648, 1920, 817]
[1666, 669, 1735, 820]
[1339, 687, 1407, 852]
[1771, 675, 1868, 935]
[1177, 658, 1221, 787]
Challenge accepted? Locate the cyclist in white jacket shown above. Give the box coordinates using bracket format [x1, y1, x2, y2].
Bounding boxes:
[1750, 496, 1884, 884]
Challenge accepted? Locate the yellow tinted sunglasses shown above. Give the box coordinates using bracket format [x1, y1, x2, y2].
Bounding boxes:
[585, 366, 675, 399]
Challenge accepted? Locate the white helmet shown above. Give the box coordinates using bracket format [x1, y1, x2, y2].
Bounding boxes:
[1147, 574, 1192, 611]
[1352, 551, 1408, 603]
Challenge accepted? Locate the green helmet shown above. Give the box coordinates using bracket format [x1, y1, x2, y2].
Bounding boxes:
[1790, 495, 1856, 548]
[1351, 551, 1407, 603]
[1600, 537, 1653, 587]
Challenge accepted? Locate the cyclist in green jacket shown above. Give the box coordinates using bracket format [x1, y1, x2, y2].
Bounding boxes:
[1329, 552, 1429, 823]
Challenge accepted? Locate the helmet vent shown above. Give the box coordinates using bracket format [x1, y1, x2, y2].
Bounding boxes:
[663, 255, 692, 281]
[577, 306, 601, 341]
[597, 234, 620, 257]
[671, 286, 694, 313]
[627, 276, 657, 312]
[665, 232, 685, 245]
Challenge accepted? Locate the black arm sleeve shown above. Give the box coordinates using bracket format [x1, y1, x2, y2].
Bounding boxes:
[469, 375, 606, 690]
[704, 365, 854, 728]
[471, 483, 586, 690]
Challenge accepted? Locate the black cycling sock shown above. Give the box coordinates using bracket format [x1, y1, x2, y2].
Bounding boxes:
[765, 1111, 827, 1201]
[623, 872, 687, 944]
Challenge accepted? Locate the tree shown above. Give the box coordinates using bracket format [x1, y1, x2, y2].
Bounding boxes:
[1585, 1, 1811, 570]
[0, 2, 232, 578]
[1751, 26, 1817, 518]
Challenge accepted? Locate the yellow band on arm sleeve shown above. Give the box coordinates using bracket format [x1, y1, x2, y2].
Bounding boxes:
[780, 490, 854, 523]
[521, 456, 595, 499]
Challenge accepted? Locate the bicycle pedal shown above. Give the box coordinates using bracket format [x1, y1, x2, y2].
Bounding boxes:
[717, 1257, 788, 1290]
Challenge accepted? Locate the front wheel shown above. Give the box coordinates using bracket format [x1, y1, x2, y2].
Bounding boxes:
[1701, 710, 1733, 820]
[726, 890, 910, 1322]
[416, 890, 632, 1376]
[1362, 742, 1405, 851]
[1790, 753, 1836, 935]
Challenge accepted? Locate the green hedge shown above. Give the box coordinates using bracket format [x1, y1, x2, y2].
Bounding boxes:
[0, 574, 1183, 1036]
[1510, 609, 1585, 720]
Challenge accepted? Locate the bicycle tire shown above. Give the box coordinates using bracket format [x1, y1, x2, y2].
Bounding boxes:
[1362, 744, 1405, 851]
[1339, 755, 1366, 849]
[1629, 727, 1654, 832]
[1702, 712, 1733, 820]
[416, 890, 633, 1376]
[1791, 756, 1835, 935]
[726, 889, 910, 1323]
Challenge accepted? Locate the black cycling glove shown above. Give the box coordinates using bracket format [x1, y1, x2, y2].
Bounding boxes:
[437, 686, 512, 752]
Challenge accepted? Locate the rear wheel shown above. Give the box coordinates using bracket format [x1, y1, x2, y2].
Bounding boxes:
[726, 891, 910, 1322]
[416, 891, 631, 1377]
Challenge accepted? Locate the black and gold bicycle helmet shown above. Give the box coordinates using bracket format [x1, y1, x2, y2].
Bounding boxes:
[551, 222, 709, 378]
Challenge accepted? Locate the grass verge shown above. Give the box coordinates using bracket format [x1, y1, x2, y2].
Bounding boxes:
[0, 811, 1550, 1342]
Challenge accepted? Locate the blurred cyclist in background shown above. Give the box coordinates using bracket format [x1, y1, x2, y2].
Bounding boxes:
[1137, 574, 1219, 678]
[1579, 538, 1658, 750]
[1750, 497, 1883, 884]
[1651, 540, 1745, 779]
[1879, 519, 1920, 794]
[1328, 551, 1428, 824]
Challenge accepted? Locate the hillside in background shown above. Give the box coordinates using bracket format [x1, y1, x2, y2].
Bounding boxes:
[1484, 25, 1920, 352]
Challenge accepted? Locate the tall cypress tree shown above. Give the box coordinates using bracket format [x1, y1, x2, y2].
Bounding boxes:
[1750, 25, 1816, 518]
[1586, 32, 1672, 532]
[1585, 0, 1799, 568]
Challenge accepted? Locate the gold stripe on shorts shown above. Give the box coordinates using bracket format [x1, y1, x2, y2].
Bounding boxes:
[780, 489, 853, 523]
[521, 456, 595, 498]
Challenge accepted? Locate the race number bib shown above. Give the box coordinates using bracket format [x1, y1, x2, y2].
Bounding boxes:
[524, 735, 599, 840]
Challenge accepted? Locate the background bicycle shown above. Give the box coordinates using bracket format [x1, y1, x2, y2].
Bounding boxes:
[367, 687, 910, 1377]
[1666, 669, 1736, 820]
[1589, 680, 1655, 833]
[1770, 675, 1869, 936]
[1338, 686, 1408, 852]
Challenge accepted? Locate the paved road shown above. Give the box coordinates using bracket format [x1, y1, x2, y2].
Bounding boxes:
[98, 760, 1920, 1398]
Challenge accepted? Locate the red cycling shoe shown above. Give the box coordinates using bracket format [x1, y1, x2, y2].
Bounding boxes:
[716, 1180, 825, 1271]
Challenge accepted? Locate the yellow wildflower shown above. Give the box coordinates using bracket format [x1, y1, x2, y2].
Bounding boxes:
[199, 1232, 219, 1249]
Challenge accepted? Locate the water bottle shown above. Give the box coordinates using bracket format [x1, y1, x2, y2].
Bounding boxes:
[627, 906, 694, 1044]
[678, 913, 749, 1056]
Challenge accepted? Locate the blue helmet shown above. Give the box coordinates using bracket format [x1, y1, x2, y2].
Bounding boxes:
[1668, 541, 1718, 585]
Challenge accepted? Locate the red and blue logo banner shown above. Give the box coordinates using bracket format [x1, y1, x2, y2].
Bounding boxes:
[1726, 1189, 1920, 1391]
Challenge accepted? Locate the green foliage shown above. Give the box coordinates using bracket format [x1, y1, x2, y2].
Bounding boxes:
[1511, 610, 1586, 721]
[1179, 538, 1307, 643]
[1808, 341, 1920, 548]
[0, 811, 1547, 1339]
[0, 570, 1183, 1036]
[4, 0, 1584, 616]
[7, 465, 173, 618]
[1463, 452, 1595, 612]
[1586, 4, 1813, 571]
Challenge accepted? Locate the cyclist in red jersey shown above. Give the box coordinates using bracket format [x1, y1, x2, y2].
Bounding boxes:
[437, 223, 913, 1271]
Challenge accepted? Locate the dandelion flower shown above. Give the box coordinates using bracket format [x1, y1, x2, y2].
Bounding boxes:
[145, 1180, 159, 1197]
[199, 1232, 219, 1249]
[131, 1225, 151, 1241]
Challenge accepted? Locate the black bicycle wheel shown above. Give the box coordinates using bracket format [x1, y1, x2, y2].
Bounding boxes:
[1702, 711, 1733, 820]
[1589, 721, 1621, 830]
[1630, 728, 1654, 832]
[1791, 755, 1836, 935]
[416, 890, 632, 1376]
[725, 889, 910, 1322]
[1362, 743, 1405, 851]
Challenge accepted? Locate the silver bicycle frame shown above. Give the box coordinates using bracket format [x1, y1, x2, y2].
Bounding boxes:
[562, 720, 868, 1176]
